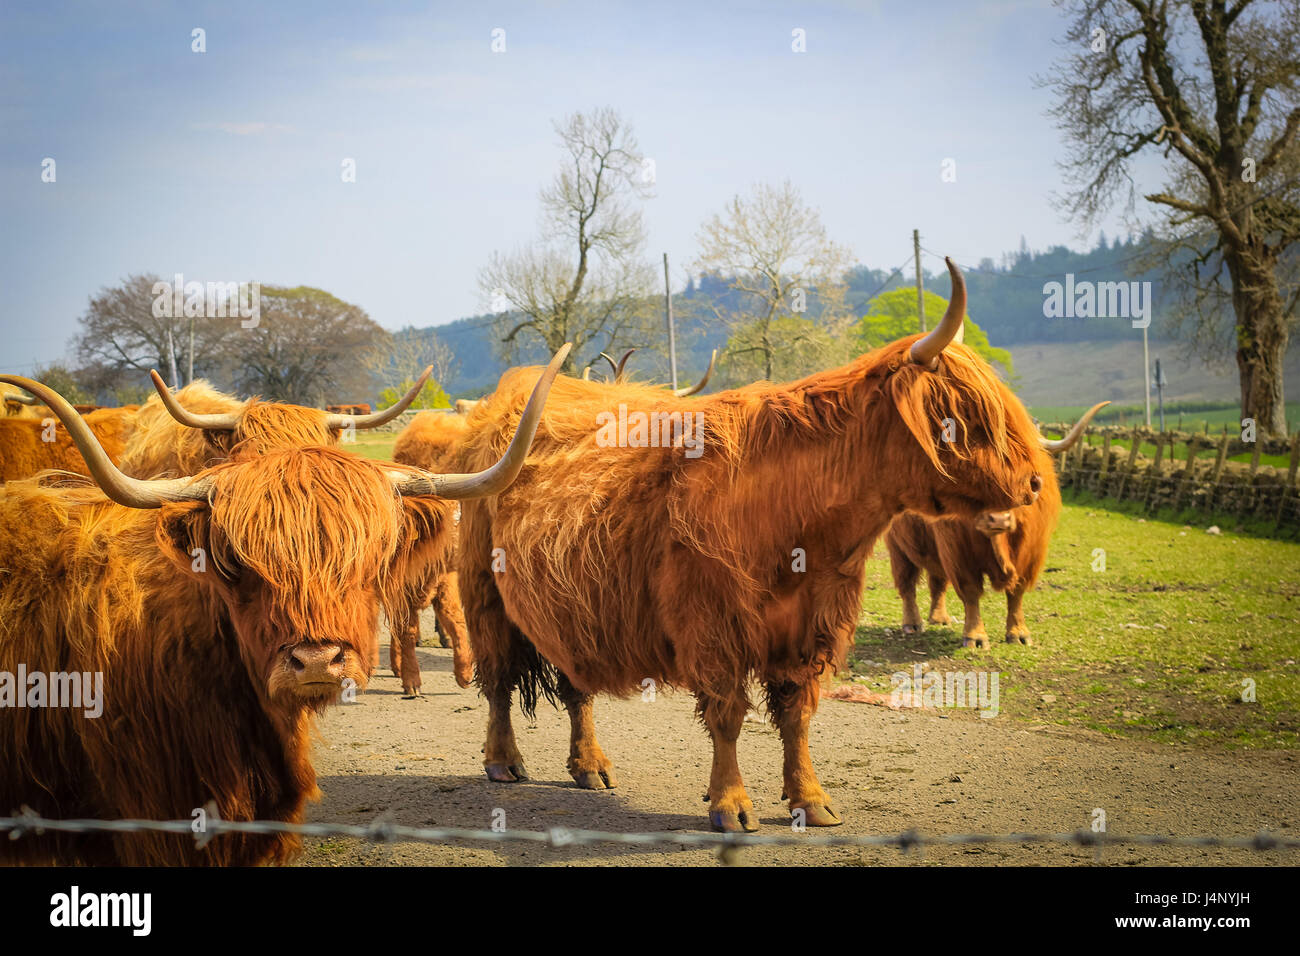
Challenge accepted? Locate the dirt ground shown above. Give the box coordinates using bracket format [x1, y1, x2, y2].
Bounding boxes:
[295, 611, 1298, 867]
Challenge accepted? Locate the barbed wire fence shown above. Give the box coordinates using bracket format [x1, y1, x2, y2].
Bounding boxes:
[3, 808, 1297, 865]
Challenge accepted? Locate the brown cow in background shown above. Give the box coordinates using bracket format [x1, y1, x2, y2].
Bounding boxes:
[0, 405, 138, 481]
[391, 409, 475, 692]
[0, 362, 561, 865]
[885, 401, 1110, 647]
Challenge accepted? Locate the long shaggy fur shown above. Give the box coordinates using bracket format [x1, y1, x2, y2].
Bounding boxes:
[0, 407, 137, 481]
[458, 334, 1043, 718]
[118, 380, 337, 477]
[0, 445, 448, 865]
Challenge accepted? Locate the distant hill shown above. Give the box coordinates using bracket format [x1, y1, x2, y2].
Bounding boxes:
[413, 235, 1295, 403]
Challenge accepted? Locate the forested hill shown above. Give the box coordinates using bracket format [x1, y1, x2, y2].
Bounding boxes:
[421, 234, 1186, 397]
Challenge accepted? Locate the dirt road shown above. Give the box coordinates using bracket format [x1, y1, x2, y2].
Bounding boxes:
[295, 612, 1297, 867]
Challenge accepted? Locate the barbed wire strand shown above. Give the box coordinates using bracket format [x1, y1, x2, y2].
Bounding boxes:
[1, 810, 1295, 863]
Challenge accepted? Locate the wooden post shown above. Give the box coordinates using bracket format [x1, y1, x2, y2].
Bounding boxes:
[1099, 432, 1113, 496]
[1144, 433, 1165, 510]
[1118, 429, 1142, 500]
[1209, 434, 1230, 512]
[1174, 436, 1199, 512]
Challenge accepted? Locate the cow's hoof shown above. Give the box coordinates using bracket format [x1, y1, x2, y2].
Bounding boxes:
[401, 685, 422, 699]
[438, 634, 451, 649]
[792, 803, 842, 827]
[709, 808, 760, 833]
[927, 614, 953, 626]
[572, 768, 618, 790]
[1005, 632, 1032, 645]
[485, 762, 529, 783]
[962, 635, 988, 649]
[901, 624, 920, 635]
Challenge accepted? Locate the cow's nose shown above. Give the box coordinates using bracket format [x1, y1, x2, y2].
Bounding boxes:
[1025, 474, 1042, 504]
[976, 511, 1014, 534]
[289, 644, 346, 684]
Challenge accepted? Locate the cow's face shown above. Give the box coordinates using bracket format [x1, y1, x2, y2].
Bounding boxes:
[887, 344, 1042, 521]
[157, 447, 406, 711]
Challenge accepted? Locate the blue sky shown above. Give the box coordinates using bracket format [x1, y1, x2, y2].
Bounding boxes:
[0, 0, 1141, 372]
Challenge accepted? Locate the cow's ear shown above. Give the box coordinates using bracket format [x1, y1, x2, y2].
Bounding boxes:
[156, 500, 236, 587]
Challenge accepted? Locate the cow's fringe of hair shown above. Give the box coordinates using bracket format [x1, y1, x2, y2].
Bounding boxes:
[119, 380, 339, 479]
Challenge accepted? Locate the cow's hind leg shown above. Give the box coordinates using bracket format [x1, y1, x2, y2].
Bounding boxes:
[557, 673, 617, 790]
[954, 579, 988, 649]
[766, 678, 840, 827]
[462, 567, 531, 782]
[887, 538, 924, 635]
[1005, 584, 1032, 645]
[697, 691, 759, 832]
[926, 573, 953, 626]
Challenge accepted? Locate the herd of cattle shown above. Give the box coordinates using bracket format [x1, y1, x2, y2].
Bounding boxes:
[0, 260, 1105, 863]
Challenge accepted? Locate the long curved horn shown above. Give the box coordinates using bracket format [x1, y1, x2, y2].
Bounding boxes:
[326, 365, 433, 430]
[149, 370, 241, 429]
[598, 352, 618, 381]
[910, 256, 966, 367]
[1039, 401, 1111, 454]
[5, 391, 38, 406]
[614, 348, 636, 381]
[582, 366, 592, 381]
[674, 349, 718, 397]
[1, 375, 210, 508]
[390, 344, 570, 500]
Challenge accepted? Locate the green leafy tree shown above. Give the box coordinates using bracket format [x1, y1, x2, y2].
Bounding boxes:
[853, 287, 1014, 377]
[378, 378, 450, 411]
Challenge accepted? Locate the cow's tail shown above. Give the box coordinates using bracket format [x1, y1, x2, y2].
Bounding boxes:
[513, 637, 560, 719]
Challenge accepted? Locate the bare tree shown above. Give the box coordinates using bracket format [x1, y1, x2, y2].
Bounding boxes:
[479, 108, 658, 371]
[692, 180, 854, 382]
[217, 285, 390, 405]
[73, 274, 232, 387]
[1043, 0, 1300, 436]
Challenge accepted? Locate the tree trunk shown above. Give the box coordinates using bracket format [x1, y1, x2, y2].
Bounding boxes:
[1227, 247, 1289, 437]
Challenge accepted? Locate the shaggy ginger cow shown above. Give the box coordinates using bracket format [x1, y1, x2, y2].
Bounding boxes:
[0, 353, 563, 865]
[126, 370, 476, 696]
[387, 354, 721, 694]
[457, 259, 1045, 832]
[0, 405, 138, 481]
[885, 401, 1110, 647]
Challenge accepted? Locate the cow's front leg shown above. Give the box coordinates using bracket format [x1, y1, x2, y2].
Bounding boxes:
[389, 600, 422, 696]
[697, 692, 758, 832]
[1005, 585, 1032, 645]
[431, 572, 474, 688]
[482, 681, 529, 782]
[888, 546, 924, 634]
[557, 674, 617, 790]
[767, 678, 840, 827]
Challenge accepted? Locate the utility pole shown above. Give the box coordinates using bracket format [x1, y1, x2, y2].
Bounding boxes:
[1142, 324, 1151, 427]
[166, 325, 179, 389]
[187, 316, 194, 385]
[663, 252, 678, 391]
[913, 229, 926, 332]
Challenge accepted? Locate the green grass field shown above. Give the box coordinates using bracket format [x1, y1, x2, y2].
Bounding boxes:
[851, 502, 1300, 749]
[344, 433, 398, 462]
